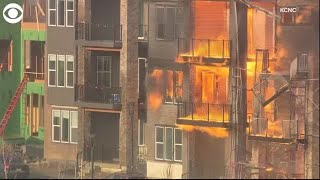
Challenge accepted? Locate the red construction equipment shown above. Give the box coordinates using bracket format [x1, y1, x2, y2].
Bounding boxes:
[0, 74, 29, 135]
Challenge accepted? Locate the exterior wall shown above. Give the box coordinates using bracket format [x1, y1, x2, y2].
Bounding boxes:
[146, 160, 182, 179]
[43, 105, 78, 161]
[119, 0, 140, 170]
[44, 0, 77, 160]
[46, 26, 75, 106]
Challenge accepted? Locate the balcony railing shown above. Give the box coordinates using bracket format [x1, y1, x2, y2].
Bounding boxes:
[177, 38, 231, 60]
[75, 83, 122, 105]
[76, 22, 122, 42]
[25, 58, 44, 82]
[138, 25, 148, 41]
[177, 102, 230, 123]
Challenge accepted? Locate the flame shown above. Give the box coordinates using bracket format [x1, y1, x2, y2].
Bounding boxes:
[148, 69, 164, 111]
[178, 124, 228, 138]
[266, 120, 283, 138]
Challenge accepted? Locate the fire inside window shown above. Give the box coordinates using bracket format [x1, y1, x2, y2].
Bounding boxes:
[0, 40, 13, 72]
[165, 70, 183, 104]
[201, 72, 216, 104]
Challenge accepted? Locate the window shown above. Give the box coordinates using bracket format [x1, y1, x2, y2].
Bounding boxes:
[155, 126, 182, 162]
[66, 55, 74, 87]
[48, 54, 56, 86]
[174, 128, 182, 161]
[61, 111, 69, 143]
[155, 127, 164, 159]
[52, 109, 78, 143]
[57, 55, 65, 87]
[96, 56, 112, 87]
[66, 0, 74, 27]
[165, 70, 183, 104]
[57, 0, 65, 26]
[165, 127, 173, 160]
[48, 0, 56, 26]
[156, 6, 183, 40]
[201, 72, 215, 103]
[70, 111, 78, 143]
[138, 119, 145, 146]
[156, 7, 165, 39]
[0, 40, 13, 72]
[52, 110, 61, 142]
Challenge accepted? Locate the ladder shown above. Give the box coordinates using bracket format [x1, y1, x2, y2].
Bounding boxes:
[0, 74, 29, 135]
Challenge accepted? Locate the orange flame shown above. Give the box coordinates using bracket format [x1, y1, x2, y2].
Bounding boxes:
[178, 125, 228, 138]
[148, 69, 164, 111]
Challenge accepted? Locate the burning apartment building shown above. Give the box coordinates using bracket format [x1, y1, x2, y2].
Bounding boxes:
[139, 0, 319, 179]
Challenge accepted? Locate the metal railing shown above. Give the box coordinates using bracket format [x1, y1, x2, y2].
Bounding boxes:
[75, 83, 122, 105]
[177, 102, 230, 122]
[76, 22, 122, 42]
[177, 38, 231, 59]
[138, 25, 148, 41]
[25, 58, 44, 81]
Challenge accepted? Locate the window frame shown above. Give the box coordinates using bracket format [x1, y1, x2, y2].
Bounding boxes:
[96, 56, 112, 88]
[57, 55, 65, 87]
[138, 119, 145, 146]
[66, 55, 74, 88]
[57, 0, 66, 27]
[48, 0, 57, 26]
[164, 127, 174, 161]
[52, 110, 61, 142]
[48, 54, 57, 87]
[60, 110, 70, 143]
[164, 70, 183, 105]
[155, 126, 182, 162]
[155, 126, 164, 160]
[66, 0, 74, 27]
[174, 128, 183, 162]
[70, 111, 78, 144]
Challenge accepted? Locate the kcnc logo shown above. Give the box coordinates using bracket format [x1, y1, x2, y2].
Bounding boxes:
[280, 7, 298, 13]
[2, 3, 23, 24]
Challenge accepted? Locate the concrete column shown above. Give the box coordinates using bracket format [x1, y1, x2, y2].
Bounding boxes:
[119, 0, 139, 172]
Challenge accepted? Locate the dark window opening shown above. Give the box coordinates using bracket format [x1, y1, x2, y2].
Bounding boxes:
[57, 0, 65, 26]
[25, 41, 45, 82]
[23, 0, 46, 23]
[0, 40, 13, 72]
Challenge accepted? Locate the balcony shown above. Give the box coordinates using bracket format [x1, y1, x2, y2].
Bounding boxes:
[177, 38, 231, 65]
[75, 83, 122, 110]
[290, 54, 309, 80]
[177, 102, 230, 128]
[75, 22, 122, 48]
[248, 118, 306, 144]
[138, 25, 148, 41]
[25, 58, 44, 82]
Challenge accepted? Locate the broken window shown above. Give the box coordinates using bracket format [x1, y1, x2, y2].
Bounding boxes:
[0, 40, 13, 72]
[66, 55, 74, 87]
[66, 0, 74, 26]
[57, 55, 65, 87]
[49, 0, 57, 25]
[57, 0, 65, 26]
[96, 56, 112, 88]
[165, 70, 183, 104]
[52, 110, 61, 142]
[48, 54, 57, 86]
[70, 111, 78, 143]
[61, 110, 69, 143]
[155, 126, 182, 162]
